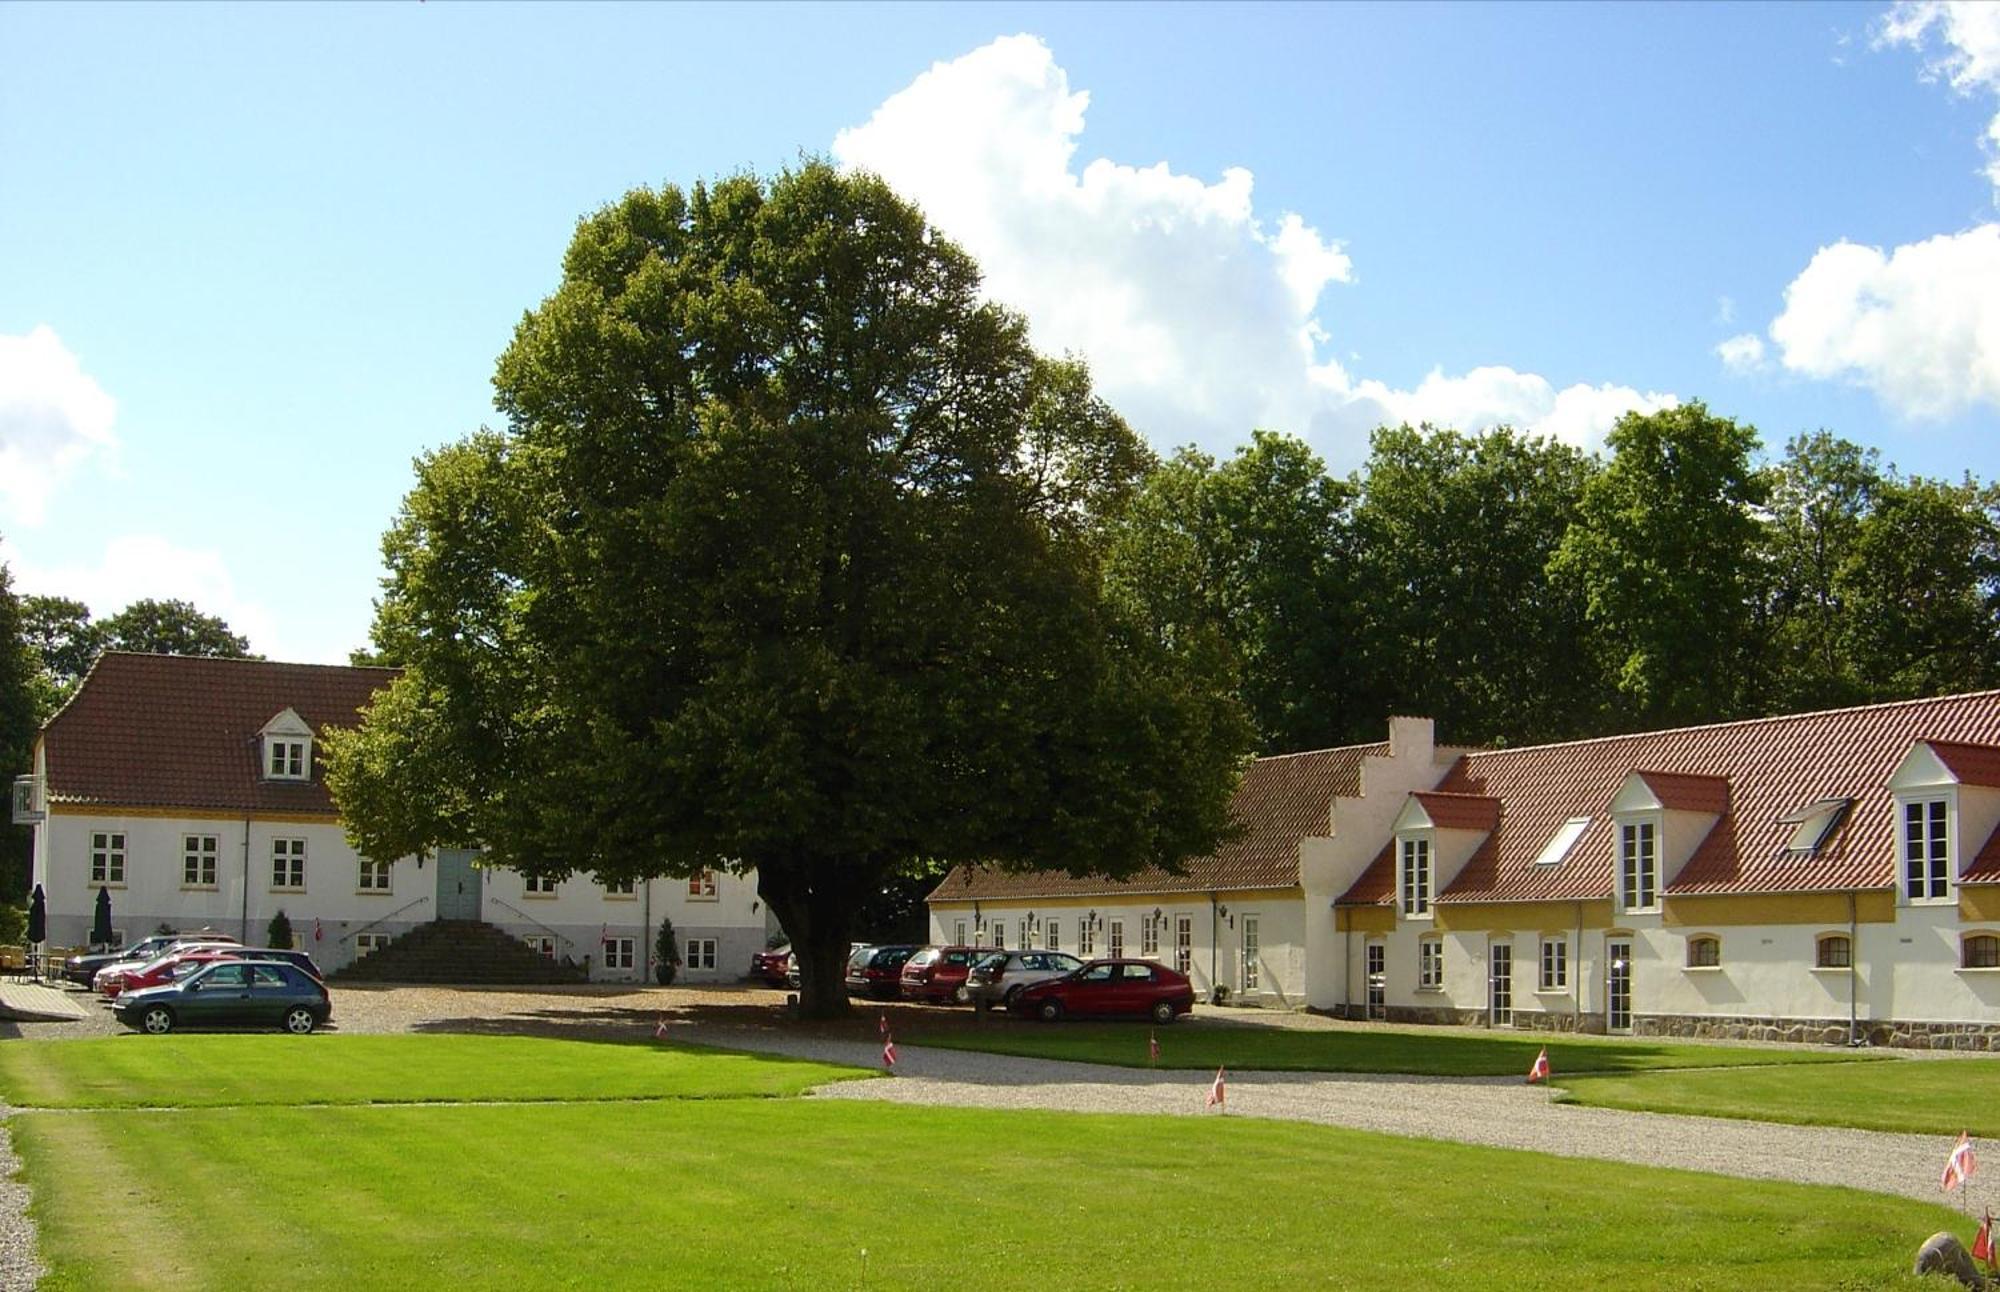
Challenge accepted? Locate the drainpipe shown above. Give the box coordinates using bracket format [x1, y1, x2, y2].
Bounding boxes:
[1573, 901, 1584, 1032]
[1848, 889, 1860, 1047]
[643, 876, 653, 984]
[1342, 915, 1351, 1019]
[241, 816, 252, 943]
[1209, 892, 1220, 992]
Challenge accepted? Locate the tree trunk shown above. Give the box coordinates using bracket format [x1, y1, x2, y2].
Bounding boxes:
[757, 859, 855, 1021]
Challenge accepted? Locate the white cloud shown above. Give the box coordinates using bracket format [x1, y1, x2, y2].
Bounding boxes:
[0, 532, 284, 660]
[1343, 367, 1678, 450]
[0, 326, 118, 527]
[834, 36, 1670, 457]
[1716, 332, 1769, 373]
[1881, 1, 2000, 191]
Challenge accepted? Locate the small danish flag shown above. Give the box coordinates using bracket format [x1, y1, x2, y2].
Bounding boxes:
[1527, 1046, 1550, 1085]
[1206, 1065, 1226, 1109]
[1945, 1132, 1979, 1192]
[654, 1016, 668, 1040]
[1148, 1032, 1160, 1063]
[883, 1036, 898, 1069]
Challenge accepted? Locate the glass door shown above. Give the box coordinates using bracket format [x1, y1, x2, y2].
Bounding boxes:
[1364, 941, 1386, 1019]
[1489, 942, 1513, 1027]
[1606, 938, 1633, 1032]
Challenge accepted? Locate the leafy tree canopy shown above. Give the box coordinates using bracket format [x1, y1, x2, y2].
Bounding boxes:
[21, 594, 256, 715]
[326, 163, 1252, 1017]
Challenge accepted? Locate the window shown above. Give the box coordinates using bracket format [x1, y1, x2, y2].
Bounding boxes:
[522, 934, 556, 959]
[1533, 817, 1592, 867]
[1418, 936, 1443, 990]
[1079, 920, 1095, 956]
[1045, 919, 1060, 952]
[1141, 917, 1160, 957]
[954, 919, 967, 945]
[90, 831, 126, 885]
[688, 870, 718, 899]
[1686, 935, 1721, 969]
[1964, 934, 2000, 970]
[685, 938, 717, 970]
[1174, 915, 1193, 976]
[1241, 916, 1260, 990]
[358, 859, 391, 893]
[604, 937, 636, 971]
[1539, 936, 1568, 991]
[990, 921, 1006, 950]
[1399, 836, 1432, 917]
[1018, 918, 1029, 949]
[524, 873, 558, 897]
[1619, 821, 1658, 911]
[1904, 798, 1950, 901]
[1108, 919, 1125, 959]
[1815, 934, 1852, 969]
[355, 933, 390, 958]
[182, 834, 218, 888]
[602, 876, 636, 898]
[271, 838, 306, 891]
[265, 737, 309, 780]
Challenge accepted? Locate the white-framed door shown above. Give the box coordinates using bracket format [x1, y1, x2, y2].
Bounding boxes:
[1488, 941, 1513, 1027]
[1606, 937, 1633, 1033]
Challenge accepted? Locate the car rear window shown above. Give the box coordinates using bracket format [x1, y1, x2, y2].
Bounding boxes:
[973, 951, 1006, 970]
[876, 948, 915, 969]
[906, 949, 939, 968]
[1121, 964, 1156, 981]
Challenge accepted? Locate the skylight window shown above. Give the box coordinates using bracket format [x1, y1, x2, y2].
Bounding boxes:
[1533, 817, 1591, 867]
[1779, 798, 1853, 855]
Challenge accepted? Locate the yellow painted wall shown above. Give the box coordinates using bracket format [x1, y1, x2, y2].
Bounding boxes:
[50, 802, 337, 826]
[1661, 891, 1894, 927]
[1961, 888, 2000, 923]
[1434, 901, 1613, 934]
[932, 887, 1299, 913]
[1336, 906, 1395, 933]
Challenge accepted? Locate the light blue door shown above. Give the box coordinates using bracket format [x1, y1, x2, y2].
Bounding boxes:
[436, 849, 482, 921]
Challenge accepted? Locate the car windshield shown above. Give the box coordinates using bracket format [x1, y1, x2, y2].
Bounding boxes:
[972, 951, 1007, 970]
[905, 949, 938, 968]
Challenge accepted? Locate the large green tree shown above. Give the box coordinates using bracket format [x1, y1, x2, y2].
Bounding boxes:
[1549, 402, 1768, 730]
[22, 594, 254, 713]
[98, 598, 254, 659]
[1757, 432, 1886, 711]
[1839, 475, 2000, 698]
[0, 561, 37, 904]
[326, 164, 1251, 1017]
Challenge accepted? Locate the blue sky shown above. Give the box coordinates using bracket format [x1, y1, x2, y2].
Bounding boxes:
[3, 2, 1998, 663]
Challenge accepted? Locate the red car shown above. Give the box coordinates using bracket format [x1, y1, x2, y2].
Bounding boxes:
[100, 947, 244, 1000]
[750, 946, 792, 987]
[1011, 959, 1196, 1024]
[898, 946, 983, 1004]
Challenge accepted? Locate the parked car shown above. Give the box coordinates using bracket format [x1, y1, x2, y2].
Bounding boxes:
[99, 947, 243, 1000]
[964, 949, 1085, 1010]
[750, 946, 792, 986]
[845, 945, 919, 999]
[63, 931, 238, 987]
[114, 960, 332, 1035]
[1012, 959, 1196, 1024]
[898, 945, 984, 1004]
[90, 938, 239, 994]
[787, 943, 871, 990]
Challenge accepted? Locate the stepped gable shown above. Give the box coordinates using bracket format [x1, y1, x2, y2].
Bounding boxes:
[1427, 691, 2000, 904]
[932, 741, 1388, 901]
[40, 653, 399, 815]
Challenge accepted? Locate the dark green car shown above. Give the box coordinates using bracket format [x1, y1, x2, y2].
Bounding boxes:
[114, 960, 332, 1035]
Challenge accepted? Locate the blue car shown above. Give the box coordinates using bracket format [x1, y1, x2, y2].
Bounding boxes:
[114, 960, 332, 1035]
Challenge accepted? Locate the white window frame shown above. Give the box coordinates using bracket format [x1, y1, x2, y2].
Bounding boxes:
[1901, 795, 1952, 903]
[357, 857, 392, 893]
[687, 870, 718, 900]
[1240, 915, 1260, 991]
[991, 920, 1006, 950]
[1399, 833, 1433, 918]
[271, 837, 306, 892]
[1538, 935, 1568, 992]
[1141, 917, 1160, 957]
[1417, 935, 1443, 990]
[1174, 914, 1193, 976]
[182, 834, 218, 889]
[1018, 918, 1030, 949]
[601, 875, 636, 899]
[1108, 918, 1125, 959]
[1079, 920, 1095, 956]
[685, 937, 717, 970]
[1685, 934, 1721, 970]
[1814, 932, 1852, 971]
[1618, 819, 1659, 913]
[1045, 919, 1060, 952]
[90, 831, 127, 886]
[524, 873, 558, 897]
[604, 936, 636, 971]
[953, 919, 967, 946]
[265, 736, 310, 781]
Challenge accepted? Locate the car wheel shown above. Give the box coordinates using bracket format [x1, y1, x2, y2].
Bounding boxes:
[951, 985, 970, 1005]
[1003, 985, 1024, 1006]
[1151, 1000, 1177, 1025]
[141, 1006, 174, 1035]
[283, 1006, 317, 1035]
[1037, 998, 1062, 1022]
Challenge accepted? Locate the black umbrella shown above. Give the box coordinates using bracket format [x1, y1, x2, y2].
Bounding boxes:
[26, 884, 45, 945]
[91, 885, 114, 949]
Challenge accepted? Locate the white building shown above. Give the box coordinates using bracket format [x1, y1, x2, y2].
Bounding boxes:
[19, 653, 766, 982]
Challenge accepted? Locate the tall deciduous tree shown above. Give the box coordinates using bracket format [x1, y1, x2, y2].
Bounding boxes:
[1549, 402, 1768, 730]
[98, 599, 254, 659]
[0, 561, 38, 904]
[1758, 432, 1886, 711]
[326, 164, 1251, 1017]
[1839, 475, 2000, 698]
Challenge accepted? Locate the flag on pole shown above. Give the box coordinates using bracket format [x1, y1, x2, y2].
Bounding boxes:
[1148, 1032, 1160, 1063]
[654, 1016, 668, 1040]
[878, 1013, 889, 1037]
[1206, 1066, 1226, 1109]
[313, 918, 323, 943]
[1945, 1132, 1979, 1192]
[1527, 1046, 1550, 1084]
[1975, 1211, 1995, 1268]
[883, 1036, 898, 1069]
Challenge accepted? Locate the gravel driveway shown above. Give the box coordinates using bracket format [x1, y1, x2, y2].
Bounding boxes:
[0, 982, 1986, 1289]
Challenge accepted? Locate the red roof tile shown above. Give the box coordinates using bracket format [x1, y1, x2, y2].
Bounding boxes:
[1429, 691, 2000, 903]
[1338, 840, 1398, 907]
[41, 653, 399, 816]
[932, 742, 1388, 901]
[1632, 771, 1731, 814]
[1412, 791, 1501, 832]
[1928, 741, 2000, 789]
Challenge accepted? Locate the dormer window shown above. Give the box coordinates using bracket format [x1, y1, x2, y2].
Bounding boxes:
[1781, 798, 1853, 855]
[267, 738, 308, 780]
[1399, 835, 1432, 918]
[1904, 798, 1950, 902]
[1618, 821, 1658, 912]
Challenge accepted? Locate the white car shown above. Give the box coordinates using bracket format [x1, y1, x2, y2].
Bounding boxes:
[964, 950, 1084, 1009]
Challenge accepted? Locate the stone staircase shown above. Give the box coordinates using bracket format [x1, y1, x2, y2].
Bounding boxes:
[332, 920, 590, 986]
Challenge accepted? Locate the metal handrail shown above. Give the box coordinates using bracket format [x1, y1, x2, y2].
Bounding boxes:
[339, 895, 432, 944]
[486, 897, 577, 958]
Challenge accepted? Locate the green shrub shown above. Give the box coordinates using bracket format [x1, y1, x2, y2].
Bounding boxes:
[0, 904, 23, 945]
[654, 917, 680, 986]
[267, 909, 293, 950]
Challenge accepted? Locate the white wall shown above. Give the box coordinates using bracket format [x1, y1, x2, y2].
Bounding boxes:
[480, 865, 765, 983]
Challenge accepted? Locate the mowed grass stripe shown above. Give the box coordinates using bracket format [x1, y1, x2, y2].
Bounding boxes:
[1560, 1057, 2000, 1137]
[906, 1021, 1886, 1076]
[13, 1098, 1959, 1291]
[0, 1034, 867, 1109]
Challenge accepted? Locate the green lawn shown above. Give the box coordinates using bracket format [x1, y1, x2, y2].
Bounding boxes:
[0, 1034, 863, 1109]
[1561, 1057, 2000, 1137]
[905, 1019, 1885, 1076]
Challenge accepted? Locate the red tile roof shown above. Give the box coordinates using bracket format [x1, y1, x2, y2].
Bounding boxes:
[1411, 691, 2000, 903]
[41, 653, 399, 816]
[932, 742, 1389, 901]
[1412, 791, 1501, 832]
[1339, 840, 1398, 907]
[1928, 741, 2000, 789]
[1633, 771, 1731, 814]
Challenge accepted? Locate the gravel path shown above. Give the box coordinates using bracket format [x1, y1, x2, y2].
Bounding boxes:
[0, 1108, 41, 1292]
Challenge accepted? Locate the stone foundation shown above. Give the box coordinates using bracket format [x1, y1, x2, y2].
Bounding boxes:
[1312, 1006, 2000, 1049]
